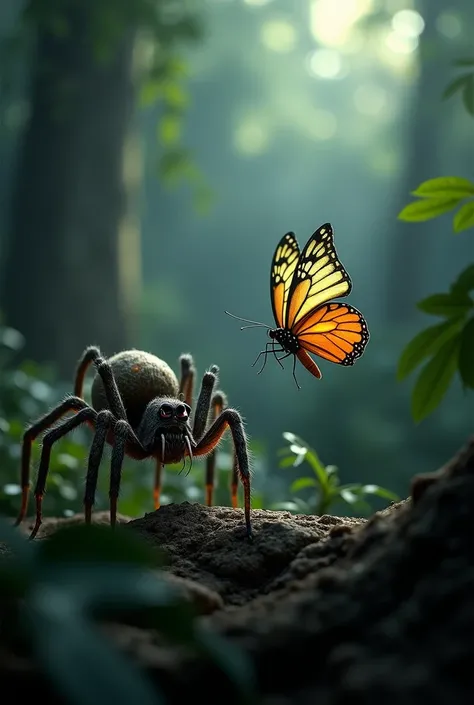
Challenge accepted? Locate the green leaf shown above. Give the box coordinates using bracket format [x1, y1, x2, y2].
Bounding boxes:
[290, 477, 318, 493]
[453, 58, 474, 68]
[462, 75, 474, 115]
[397, 197, 462, 222]
[37, 524, 163, 569]
[458, 317, 474, 389]
[194, 627, 256, 704]
[411, 335, 460, 422]
[162, 82, 189, 110]
[339, 488, 359, 505]
[158, 114, 182, 146]
[269, 500, 310, 513]
[278, 455, 299, 469]
[442, 74, 472, 100]
[359, 484, 399, 501]
[411, 176, 474, 199]
[453, 265, 474, 294]
[416, 291, 473, 317]
[453, 201, 474, 232]
[397, 318, 463, 380]
[31, 614, 163, 705]
[139, 80, 161, 107]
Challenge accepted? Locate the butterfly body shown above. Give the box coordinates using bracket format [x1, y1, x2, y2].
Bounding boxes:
[226, 223, 369, 388]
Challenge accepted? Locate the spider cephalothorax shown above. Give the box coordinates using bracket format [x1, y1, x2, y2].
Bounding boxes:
[15, 347, 253, 540]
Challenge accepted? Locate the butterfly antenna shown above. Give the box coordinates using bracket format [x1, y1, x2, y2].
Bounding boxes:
[224, 310, 271, 330]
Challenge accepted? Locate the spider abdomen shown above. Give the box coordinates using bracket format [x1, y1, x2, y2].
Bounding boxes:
[91, 349, 179, 430]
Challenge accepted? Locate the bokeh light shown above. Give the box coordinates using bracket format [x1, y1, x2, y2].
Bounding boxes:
[261, 19, 297, 52]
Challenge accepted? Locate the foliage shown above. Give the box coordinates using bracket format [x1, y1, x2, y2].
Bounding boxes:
[276, 432, 398, 516]
[442, 57, 474, 117]
[396, 60, 474, 422]
[0, 0, 211, 212]
[0, 519, 254, 705]
[398, 176, 474, 232]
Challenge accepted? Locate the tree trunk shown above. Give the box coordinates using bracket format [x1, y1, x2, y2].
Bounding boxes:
[0, 11, 139, 378]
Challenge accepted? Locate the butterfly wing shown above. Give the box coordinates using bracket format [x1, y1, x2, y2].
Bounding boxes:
[294, 302, 369, 365]
[270, 232, 300, 328]
[286, 223, 352, 330]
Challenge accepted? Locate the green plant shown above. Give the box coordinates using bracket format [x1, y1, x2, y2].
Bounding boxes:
[276, 432, 398, 516]
[0, 519, 255, 705]
[396, 58, 474, 423]
[442, 57, 474, 117]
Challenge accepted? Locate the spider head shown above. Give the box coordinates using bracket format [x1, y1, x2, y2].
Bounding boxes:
[137, 397, 193, 461]
[156, 400, 191, 428]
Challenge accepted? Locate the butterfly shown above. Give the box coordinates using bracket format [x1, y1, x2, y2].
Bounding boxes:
[225, 223, 369, 388]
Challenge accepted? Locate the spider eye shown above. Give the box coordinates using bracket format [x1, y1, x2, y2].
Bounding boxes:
[176, 404, 188, 418]
[159, 405, 172, 419]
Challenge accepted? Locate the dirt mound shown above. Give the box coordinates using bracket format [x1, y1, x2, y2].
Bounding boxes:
[2, 438, 474, 704]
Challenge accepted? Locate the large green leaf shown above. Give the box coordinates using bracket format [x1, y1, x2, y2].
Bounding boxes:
[411, 335, 460, 422]
[462, 74, 474, 115]
[397, 197, 462, 222]
[290, 477, 318, 493]
[458, 317, 474, 389]
[31, 612, 163, 705]
[453, 264, 474, 294]
[416, 290, 473, 317]
[37, 524, 164, 568]
[453, 201, 474, 233]
[411, 176, 474, 199]
[194, 627, 256, 705]
[397, 318, 463, 380]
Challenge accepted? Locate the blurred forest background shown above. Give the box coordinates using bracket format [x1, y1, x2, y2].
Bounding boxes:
[0, 0, 472, 522]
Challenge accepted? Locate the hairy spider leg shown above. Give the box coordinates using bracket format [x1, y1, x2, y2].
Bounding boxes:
[192, 364, 219, 439]
[205, 390, 226, 507]
[14, 396, 90, 526]
[83, 410, 147, 522]
[194, 409, 252, 540]
[109, 420, 133, 529]
[178, 353, 195, 407]
[28, 406, 98, 539]
[73, 345, 127, 419]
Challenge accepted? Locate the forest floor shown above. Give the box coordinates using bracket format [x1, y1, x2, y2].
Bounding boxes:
[1, 437, 474, 704]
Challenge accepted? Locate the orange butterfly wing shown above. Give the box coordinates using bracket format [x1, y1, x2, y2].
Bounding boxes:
[293, 302, 369, 365]
[286, 224, 352, 330]
[270, 232, 300, 328]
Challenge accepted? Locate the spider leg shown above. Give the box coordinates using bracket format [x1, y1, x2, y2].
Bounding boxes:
[204, 390, 227, 506]
[83, 409, 116, 523]
[15, 395, 90, 527]
[192, 365, 219, 439]
[73, 345, 127, 420]
[108, 419, 137, 529]
[179, 353, 195, 407]
[292, 355, 301, 390]
[194, 409, 252, 540]
[29, 406, 98, 540]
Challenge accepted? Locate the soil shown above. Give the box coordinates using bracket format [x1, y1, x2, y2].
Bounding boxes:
[1, 438, 474, 704]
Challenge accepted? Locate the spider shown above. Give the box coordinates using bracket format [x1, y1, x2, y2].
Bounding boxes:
[14, 346, 253, 541]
